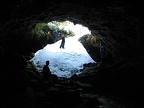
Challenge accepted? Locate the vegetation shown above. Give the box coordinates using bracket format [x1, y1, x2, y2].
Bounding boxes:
[47, 21, 75, 37]
[86, 34, 100, 47]
[31, 21, 75, 41]
[31, 23, 49, 39]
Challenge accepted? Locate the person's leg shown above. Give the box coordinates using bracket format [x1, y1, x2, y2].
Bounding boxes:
[63, 42, 65, 48]
[60, 42, 62, 48]
[62, 42, 64, 48]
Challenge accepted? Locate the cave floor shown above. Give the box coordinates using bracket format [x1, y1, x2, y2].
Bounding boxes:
[27, 77, 142, 108]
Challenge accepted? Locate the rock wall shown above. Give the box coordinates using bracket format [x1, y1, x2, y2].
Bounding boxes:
[0, 1, 144, 107]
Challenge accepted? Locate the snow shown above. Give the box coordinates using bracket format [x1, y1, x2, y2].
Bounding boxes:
[30, 24, 96, 78]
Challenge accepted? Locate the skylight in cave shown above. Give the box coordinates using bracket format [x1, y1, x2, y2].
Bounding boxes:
[30, 20, 96, 78]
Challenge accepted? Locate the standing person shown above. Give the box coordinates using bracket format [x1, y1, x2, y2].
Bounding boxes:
[52, 30, 58, 43]
[60, 33, 65, 49]
[100, 41, 105, 61]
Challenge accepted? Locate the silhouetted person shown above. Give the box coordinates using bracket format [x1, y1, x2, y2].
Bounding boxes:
[100, 41, 105, 61]
[42, 60, 51, 81]
[60, 34, 65, 49]
[42, 60, 58, 84]
[52, 30, 58, 43]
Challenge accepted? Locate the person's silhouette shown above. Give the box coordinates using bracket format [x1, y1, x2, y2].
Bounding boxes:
[42, 60, 58, 84]
[42, 60, 51, 81]
[52, 30, 58, 43]
[100, 41, 105, 61]
[60, 34, 65, 49]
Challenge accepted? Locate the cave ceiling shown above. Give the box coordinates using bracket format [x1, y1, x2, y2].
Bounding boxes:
[0, 0, 144, 63]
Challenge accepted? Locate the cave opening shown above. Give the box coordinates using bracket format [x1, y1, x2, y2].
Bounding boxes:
[30, 20, 99, 78]
[1, 1, 144, 108]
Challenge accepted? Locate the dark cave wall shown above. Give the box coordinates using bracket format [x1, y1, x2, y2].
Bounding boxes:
[0, 0, 144, 98]
[1, 1, 143, 61]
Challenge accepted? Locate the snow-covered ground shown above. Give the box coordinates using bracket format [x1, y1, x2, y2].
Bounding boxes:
[30, 24, 96, 78]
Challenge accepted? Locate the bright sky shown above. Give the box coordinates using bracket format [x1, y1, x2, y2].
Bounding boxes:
[30, 23, 96, 78]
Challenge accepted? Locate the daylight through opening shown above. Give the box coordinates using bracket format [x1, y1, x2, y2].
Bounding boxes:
[30, 20, 96, 78]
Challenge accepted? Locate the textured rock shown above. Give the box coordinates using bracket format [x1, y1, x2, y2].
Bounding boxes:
[0, 0, 144, 108]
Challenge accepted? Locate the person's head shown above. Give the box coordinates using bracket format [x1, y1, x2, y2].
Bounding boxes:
[46, 60, 49, 65]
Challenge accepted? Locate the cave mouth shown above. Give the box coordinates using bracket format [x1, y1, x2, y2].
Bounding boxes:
[1, 1, 144, 108]
[30, 20, 97, 78]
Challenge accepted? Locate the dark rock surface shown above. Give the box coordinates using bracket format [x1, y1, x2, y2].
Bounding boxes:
[0, 0, 144, 108]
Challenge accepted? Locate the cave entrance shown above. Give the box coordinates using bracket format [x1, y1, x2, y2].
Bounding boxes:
[30, 20, 97, 78]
